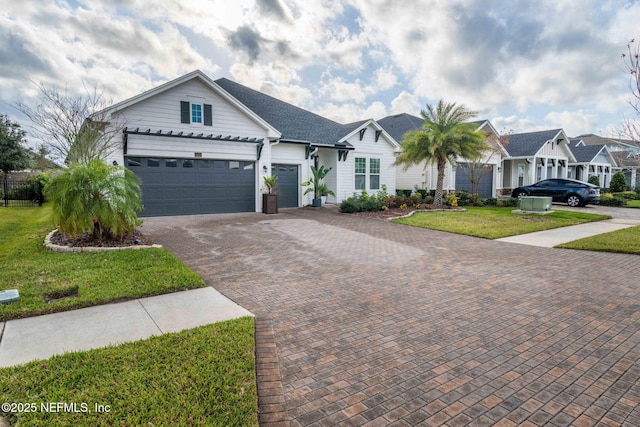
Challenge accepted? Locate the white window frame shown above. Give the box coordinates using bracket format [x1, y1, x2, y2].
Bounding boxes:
[354, 156, 381, 191]
[355, 157, 366, 190]
[369, 158, 380, 190]
[191, 103, 203, 124]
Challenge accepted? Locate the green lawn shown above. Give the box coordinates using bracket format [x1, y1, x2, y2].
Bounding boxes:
[0, 317, 258, 427]
[626, 200, 640, 208]
[0, 206, 206, 320]
[392, 207, 610, 239]
[556, 225, 640, 254]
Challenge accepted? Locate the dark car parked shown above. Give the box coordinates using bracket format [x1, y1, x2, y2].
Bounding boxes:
[511, 178, 600, 207]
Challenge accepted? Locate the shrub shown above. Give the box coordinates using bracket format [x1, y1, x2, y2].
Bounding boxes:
[614, 191, 637, 200]
[45, 160, 142, 240]
[455, 190, 473, 206]
[610, 170, 627, 193]
[339, 191, 383, 213]
[396, 189, 412, 197]
[416, 189, 428, 198]
[484, 198, 498, 206]
[599, 193, 626, 207]
[588, 175, 600, 187]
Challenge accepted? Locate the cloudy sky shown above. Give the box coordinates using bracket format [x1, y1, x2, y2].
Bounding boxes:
[1, 0, 640, 144]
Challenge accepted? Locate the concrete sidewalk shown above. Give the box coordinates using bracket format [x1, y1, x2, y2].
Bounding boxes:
[496, 218, 640, 247]
[0, 287, 252, 368]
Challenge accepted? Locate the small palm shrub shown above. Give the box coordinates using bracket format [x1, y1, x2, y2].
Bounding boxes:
[45, 160, 142, 240]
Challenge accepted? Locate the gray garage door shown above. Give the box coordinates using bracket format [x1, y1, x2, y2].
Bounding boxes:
[272, 164, 299, 208]
[455, 163, 493, 198]
[127, 157, 255, 217]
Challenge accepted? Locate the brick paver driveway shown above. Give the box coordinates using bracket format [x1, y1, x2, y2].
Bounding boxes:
[143, 207, 640, 426]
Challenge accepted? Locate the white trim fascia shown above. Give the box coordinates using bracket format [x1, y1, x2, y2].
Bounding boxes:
[338, 119, 401, 151]
[94, 70, 282, 139]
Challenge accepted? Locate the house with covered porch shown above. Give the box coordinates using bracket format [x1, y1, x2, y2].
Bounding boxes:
[568, 139, 617, 188]
[500, 129, 575, 195]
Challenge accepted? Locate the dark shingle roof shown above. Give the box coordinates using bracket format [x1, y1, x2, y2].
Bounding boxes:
[215, 78, 353, 148]
[503, 129, 562, 157]
[570, 143, 606, 163]
[377, 113, 424, 142]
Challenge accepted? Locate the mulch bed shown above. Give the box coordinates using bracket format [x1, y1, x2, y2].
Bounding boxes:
[49, 229, 153, 248]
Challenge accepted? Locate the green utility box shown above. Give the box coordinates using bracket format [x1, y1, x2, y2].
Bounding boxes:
[520, 196, 552, 211]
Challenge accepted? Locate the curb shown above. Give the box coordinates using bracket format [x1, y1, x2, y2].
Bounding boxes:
[44, 230, 163, 253]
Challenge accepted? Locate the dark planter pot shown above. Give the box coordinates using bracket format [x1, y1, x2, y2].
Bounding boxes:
[262, 194, 278, 214]
[312, 198, 322, 207]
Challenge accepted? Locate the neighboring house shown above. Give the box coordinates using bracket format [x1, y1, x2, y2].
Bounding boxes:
[97, 70, 399, 216]
[501, 129, 575, 194]
[568, 139, 617, 187]
[574, 134, 640, 189]
[378, 113, 504, 198]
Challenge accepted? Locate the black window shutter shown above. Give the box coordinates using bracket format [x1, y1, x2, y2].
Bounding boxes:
[180, 101, 190, 123]
[204, 104, 212, 126]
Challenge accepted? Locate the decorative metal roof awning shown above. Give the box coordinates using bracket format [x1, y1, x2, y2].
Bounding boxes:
[122, 127, 265, 159]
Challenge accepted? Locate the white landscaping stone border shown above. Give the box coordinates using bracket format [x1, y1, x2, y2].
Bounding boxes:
[45, 230, 163, 253]
[386, 208, 466, 220]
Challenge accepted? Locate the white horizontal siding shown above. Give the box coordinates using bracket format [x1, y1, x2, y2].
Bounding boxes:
[112, 79, 267, 140]
[342, 124, 397, 200]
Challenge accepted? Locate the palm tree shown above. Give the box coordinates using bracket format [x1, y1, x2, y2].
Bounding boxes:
[45, 160, 142, 240]
[394, 100, 488, 207]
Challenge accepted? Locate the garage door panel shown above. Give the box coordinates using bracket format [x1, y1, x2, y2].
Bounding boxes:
[272, 163, 299, 208]
[455, 163, 493, 198]
[128, 157, 255, 216]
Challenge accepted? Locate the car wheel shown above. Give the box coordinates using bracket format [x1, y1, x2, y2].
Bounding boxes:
[515, 191, 528, 199]
[566, 194, 583, 207]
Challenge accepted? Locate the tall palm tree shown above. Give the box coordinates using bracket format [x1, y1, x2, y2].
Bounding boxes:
[394, 100, 488, 207]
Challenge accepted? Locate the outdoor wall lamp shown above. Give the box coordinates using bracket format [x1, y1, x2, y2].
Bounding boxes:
[112, 160, 118, 166]
[262, 165, 268, 172]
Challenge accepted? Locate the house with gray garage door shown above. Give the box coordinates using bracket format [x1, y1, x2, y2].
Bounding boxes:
[377, 113, 505, 198]
[97, 70, 400, 216]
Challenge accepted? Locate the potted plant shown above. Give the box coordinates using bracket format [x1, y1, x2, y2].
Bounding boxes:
[302, 165, 334, 207]
[317, 183, 335, 206]
[262, 175, 278, 214]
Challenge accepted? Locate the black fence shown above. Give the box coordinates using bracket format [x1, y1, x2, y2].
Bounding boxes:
[1, 179, 44, 207]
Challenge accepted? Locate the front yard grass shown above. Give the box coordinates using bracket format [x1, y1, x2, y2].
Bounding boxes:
[392, 207, 610, 239]
[0, 317, 258, 427]
[0, 206, 206, 321]
[556, 225, 640, 254]
[626, 200, 640, 208]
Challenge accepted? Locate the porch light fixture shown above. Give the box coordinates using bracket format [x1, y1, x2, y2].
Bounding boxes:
[262, 165, 268, 172]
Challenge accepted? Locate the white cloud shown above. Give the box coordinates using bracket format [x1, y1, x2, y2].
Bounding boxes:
[317, 101, 387, 123]
[390, 91, 420, 115]
[544, 110, 599, 136]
